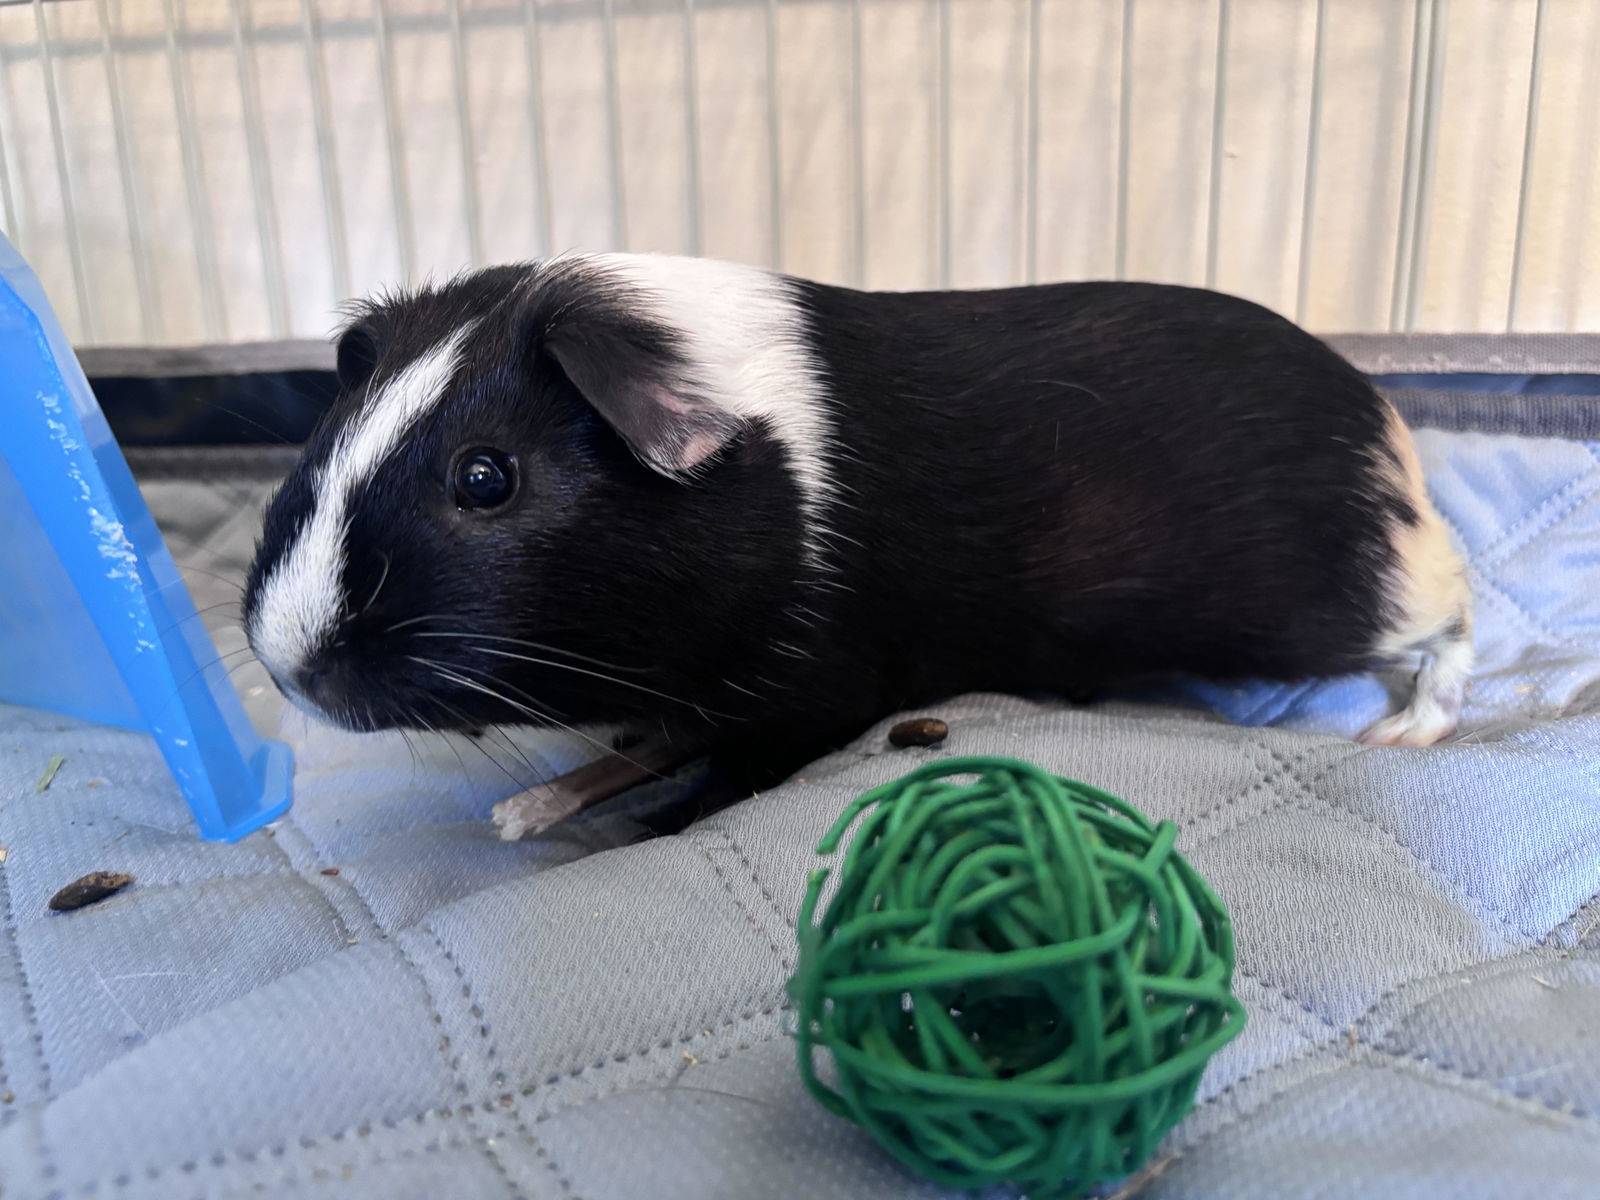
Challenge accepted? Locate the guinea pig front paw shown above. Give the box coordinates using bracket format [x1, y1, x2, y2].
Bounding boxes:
[1356, 707, 1458, 748]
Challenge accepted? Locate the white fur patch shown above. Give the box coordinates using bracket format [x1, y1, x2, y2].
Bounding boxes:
[583, 253, 837, 567]
[250, 326, 474, 687]
[1358, 635, 1473, 747]
[1362, 402, 1474, 747]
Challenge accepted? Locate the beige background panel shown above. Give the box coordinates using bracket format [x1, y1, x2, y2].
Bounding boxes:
[1, 0, 1596, 347]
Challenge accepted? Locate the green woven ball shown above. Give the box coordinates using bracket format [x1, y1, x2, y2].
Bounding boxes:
[790, 756, 1245, 1198]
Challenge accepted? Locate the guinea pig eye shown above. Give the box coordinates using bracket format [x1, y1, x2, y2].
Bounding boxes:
[453, 448, 518, 511]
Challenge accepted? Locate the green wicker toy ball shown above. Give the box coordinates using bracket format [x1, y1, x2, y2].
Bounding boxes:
[790, 756, 1245, 1198]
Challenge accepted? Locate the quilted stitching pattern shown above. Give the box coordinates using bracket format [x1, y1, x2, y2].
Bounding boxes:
[1, 428, 1598, 1200]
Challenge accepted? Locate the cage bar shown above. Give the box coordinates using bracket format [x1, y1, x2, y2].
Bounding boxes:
[763, 0, 783, 271]
[0, 0, 1587, 342]
[1393, 0, 1448, 332]
[1114, 0, 1135, 280]
[1294, 0, 1327, 325]
[445, 0, 483, 268]
[299, 0, 351, 302]
[227, 0, 290, 338]
[1203, 0, 1229, 290]
[681, 1, 703, 257]
[0, 60, 16, 238]
[600, 0, 628, 251]
[30, 0, 95, 342]
[933, 0, 950, 288]
[1403, 0, 1448, 332]
[1022, 0, 1040, 284]
[371, 0, 416, 281]
[94, 0, 158, 342]
[1505, 0, 1546, 332]
[158, 0, 224, 339]
[849, 0, 865, 285]
[522, 0, 554, 258]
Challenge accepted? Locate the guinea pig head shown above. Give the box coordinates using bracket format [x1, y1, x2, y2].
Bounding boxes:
[242, 257, 816, 736]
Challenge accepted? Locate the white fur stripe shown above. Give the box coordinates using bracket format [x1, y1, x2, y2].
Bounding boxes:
[587, 253, 837, 567]
[250, 326, 474, 682]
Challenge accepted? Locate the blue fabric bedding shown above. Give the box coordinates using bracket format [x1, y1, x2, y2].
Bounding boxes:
[1371, 373, 1600, 395]
[1, 367, 1598, 1199]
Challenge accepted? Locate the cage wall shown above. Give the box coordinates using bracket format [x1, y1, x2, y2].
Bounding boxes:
[0, 0, 1596, 349]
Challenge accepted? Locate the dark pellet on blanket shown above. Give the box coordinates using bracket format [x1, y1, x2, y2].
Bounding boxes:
[320, 867, 340, 876]
[47, 871, 133, 912]
[889, 718, 950, 748]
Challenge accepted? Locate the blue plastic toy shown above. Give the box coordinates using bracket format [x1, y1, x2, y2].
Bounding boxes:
[0, 231, 291, 840]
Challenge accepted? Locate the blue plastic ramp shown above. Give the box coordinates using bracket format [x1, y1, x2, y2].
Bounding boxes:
[0, 231, 291, 840]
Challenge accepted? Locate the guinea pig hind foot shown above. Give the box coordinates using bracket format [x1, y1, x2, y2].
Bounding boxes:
[1358, 627, 1474, 748]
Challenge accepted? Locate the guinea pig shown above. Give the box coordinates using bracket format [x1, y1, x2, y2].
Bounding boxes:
[243, 254, 1472, 837]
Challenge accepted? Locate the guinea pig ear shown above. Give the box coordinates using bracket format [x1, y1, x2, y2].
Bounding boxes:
[545, 325, 741, 479]
[334, 323, 381, 393]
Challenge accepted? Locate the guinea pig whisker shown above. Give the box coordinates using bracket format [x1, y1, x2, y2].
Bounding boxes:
[461, 733, 532, 793]
[482, 728, 554, 789]
[407, 657, 554, 729]
[408, 716, 472, 787]
[153, 646, 258, 720]
[395, 717, 424, 779]
[361, 552, 393, 617]
[406, 661, 545, 752]
[432, 697, 545, 787]
[207, 403, 297, 446]
[457, 643, 731, 721]
[409, 631, 651, 676]
[435, 662, 603, 747]
[426, 664, 610, 764]
[420, 657, 672, 784]
[385, 613, 462, 635]
[440, 734, 486, 790]
[229, 373, 334, 418]
[412, 699, 527, 793]
[152, 598, 248, 642]
[170, 537, 255, 574]
[465, 725, 554, 795]
[167, 563, 247, 597]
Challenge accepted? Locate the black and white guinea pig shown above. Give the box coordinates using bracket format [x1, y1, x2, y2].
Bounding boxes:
[243, 254, 1472, 817]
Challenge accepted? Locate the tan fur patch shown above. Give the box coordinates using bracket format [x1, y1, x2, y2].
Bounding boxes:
[1358, 404, 1474, 747]
[1374, 403, 1472, 657]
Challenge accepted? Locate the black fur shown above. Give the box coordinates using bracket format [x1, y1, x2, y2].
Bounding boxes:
[245, 265, 1415, 797]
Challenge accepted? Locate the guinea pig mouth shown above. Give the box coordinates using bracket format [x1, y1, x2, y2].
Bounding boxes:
[273, 677, 376, 732]
[293, 693, 393, 733]
[263, 660, 407, 734]
[257, 632, 587, 736]
[268, 659, 530, 736]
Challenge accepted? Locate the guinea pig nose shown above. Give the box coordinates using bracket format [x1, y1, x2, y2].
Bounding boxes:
[294, 665, 332, 705]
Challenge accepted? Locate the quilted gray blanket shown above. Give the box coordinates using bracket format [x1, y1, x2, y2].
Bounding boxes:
[2, 340, 1599, 1199]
